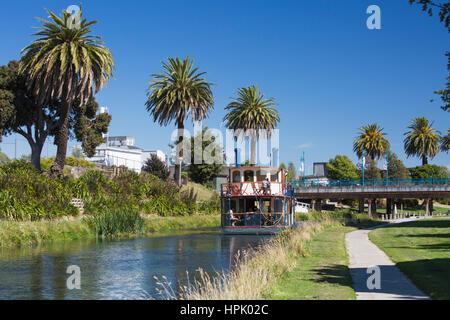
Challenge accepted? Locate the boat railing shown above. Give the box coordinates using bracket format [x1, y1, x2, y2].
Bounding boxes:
[221, 182, 284, 197]
[222, 212, 291, 228]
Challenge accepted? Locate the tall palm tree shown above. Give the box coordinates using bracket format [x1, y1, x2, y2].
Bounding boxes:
[353, 123, 390, 160]
[224, 85, 280, 166]
[404, 117, 441, 165]
[145, 56, 214, 186]
[20, 8, 114, 176]
[441, 129, 450, 153]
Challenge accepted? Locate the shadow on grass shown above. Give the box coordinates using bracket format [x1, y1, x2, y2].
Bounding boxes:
[400, 233, 450, 238]
[386, 220, 450, 229]
[391, 243, 450, 251]
[312, 264, 354, 287]
[395, 258, 450, 300]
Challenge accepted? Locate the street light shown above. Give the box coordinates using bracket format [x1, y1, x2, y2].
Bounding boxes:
[362, 143, 365, 186]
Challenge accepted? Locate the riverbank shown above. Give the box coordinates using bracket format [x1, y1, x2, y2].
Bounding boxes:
[0, 214, 221, 248]
[173, 212, 383, 300]
[266, 224, 356, 299]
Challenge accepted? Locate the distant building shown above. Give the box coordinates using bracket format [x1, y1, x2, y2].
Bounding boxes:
[303, 162, 329, 185]
[87, 136, 167, 173]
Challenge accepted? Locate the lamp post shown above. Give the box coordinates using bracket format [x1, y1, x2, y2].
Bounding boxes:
[385, 153, 389, 186]
[362, 143, 365, 186]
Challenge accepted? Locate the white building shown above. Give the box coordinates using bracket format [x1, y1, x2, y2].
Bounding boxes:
[142, 150, 168, 166]
[88, 136, 167, 173]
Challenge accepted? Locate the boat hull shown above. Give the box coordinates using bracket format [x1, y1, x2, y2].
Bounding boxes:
[222, 226, 290, 235]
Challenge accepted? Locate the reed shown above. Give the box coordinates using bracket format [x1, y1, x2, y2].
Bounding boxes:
[85, 210, 145, 237]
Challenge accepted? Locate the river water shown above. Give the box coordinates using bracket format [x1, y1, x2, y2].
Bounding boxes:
[0, 229, 270, 300]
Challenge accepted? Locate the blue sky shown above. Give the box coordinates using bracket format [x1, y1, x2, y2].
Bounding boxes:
[0, 0, 448, 174]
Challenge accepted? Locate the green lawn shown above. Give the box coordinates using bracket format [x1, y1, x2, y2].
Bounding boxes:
[370, 219, 450, 300]
[265, 224, 356, 300]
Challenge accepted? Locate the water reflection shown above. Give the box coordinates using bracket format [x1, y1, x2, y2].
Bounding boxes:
[0, 231, 269, 300]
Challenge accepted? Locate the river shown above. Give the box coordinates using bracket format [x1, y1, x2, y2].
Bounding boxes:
[0, 229, 270, 300]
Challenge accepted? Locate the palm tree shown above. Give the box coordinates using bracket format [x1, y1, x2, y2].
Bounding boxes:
[353, 123, 390, 160]
[20, 8, 114, 176]
[441, 129, 450, 152]
[145, 56, 214, 186]
[224, 85, 280, 166]
[404, 117, 441, 165]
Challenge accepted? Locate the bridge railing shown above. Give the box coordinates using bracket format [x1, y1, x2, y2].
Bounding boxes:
[289, 178, 450, 188]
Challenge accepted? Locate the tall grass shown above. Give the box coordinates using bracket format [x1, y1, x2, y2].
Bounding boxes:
[85, 211, 145, 237]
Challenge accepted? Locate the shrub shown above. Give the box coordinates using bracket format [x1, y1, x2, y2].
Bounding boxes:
[142, 154, 170, 181]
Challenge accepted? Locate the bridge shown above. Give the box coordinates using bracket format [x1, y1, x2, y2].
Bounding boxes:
[291, 178, 450, 217]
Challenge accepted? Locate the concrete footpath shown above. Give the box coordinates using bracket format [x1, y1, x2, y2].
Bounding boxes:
[345, 218, 430, 300]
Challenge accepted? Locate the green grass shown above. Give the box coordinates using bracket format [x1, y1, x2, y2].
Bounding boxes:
[370, 219, 450, 300]
[180, 182, 218, 201]
[265, 224, 357, 300]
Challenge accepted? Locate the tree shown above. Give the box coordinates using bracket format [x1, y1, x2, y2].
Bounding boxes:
[441, 129, 450, 152]
[0, 60, 55, 170]
[0, 147, 9, 164]
[287, 162, 297, 181]
[410, 164, 449, 179]
[187, 127, 224, 185]
[223, 85, 279, 166]
[20, 8, 114, 176]
[0, 61, 111, 171]
[145, 56, 213, 187]
[71, 98, 111, 158]
[408, 1, 449, 111]
[326, 155, 359, 180]
[71, 145, 85, 159]
[408, 1, 449, 31]
[381, 151, 409, 180]
[280, 162, 287, 171]
[142, 154, 170, 181]
[404, 117, 441, 165]
[357, 157, 382, 180]
[353, 123, 390, 160]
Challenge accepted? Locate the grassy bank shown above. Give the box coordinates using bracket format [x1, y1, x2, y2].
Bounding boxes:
[175, 222, 328, 300]
[0, 214, 220, 248]
[265, 224, 356, 300]
[167, 211, 382, 300]
[370, 218, 450, 300]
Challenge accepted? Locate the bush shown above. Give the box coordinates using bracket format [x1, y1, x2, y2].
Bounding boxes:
[40, 156, 96, 171]
[0, 161, 220, 222]
[0, 160, 76, 220]
[142, 154, 170, 181]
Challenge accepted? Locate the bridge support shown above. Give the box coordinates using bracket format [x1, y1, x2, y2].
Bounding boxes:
[358, 198, 365, 213]
[367, 199, 373, 219]
[371, 199, 377, 216]
[386, 198, 392, 216]
[424, 199, 433, 216]
[311, 199, 321, 212]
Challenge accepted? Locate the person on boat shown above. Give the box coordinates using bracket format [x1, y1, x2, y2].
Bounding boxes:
[262, 178, 271, 195]
[229, 209, 239, 227]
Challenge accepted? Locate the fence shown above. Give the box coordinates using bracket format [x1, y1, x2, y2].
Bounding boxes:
[290, 178, 450, 188]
